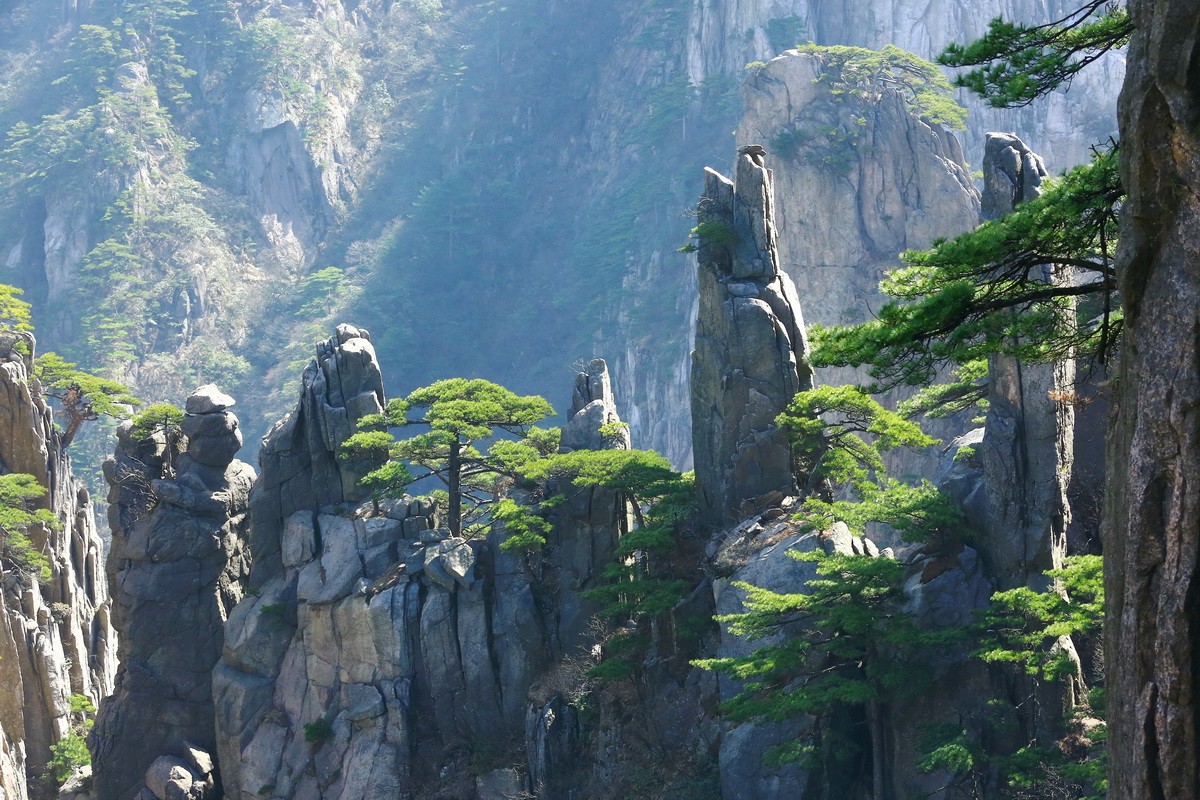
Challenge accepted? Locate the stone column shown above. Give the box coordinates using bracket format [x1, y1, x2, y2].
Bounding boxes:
[691, 147, 814, 525]
[91, 385, 254, 800]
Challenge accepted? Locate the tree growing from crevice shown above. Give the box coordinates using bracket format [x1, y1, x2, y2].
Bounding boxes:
[938, 0, 1132, 108]
[0, 472, 58, 582]
[811, 146, 1122, 412]
[35, 352, 141, 449]
[920, 556, 1107, 799]
[522, 447, 695, 621]
[0, 283, 139, 449]
[342, 378, 556, 536]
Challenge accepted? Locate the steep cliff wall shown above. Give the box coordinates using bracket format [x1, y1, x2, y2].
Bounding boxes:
[613, 0, 1118, 463]
[684, 0, 1121, 169]
[0, 332, 115, 799]
[0, 0, 1122, 474]
[737, 49, 980, 388]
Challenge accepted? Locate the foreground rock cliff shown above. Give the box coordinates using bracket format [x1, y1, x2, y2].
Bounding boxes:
[0, 333, 115, 800]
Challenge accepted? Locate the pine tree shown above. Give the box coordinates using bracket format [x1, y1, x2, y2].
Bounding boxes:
[811, 148, 1121, 410]
[342, 378, 556, 536]
[697, 386, 965, 796]
[938, 0, 1132, 108]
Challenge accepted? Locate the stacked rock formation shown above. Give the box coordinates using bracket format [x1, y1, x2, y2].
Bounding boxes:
[0, 331, 116, 799]
[691, 147, 814, 524]
[91, 384, 255, 800]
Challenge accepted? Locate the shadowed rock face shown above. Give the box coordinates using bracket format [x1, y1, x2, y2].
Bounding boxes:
[1104, 1, 1200, 793]
[691, 149, 814, 525]
[91, 385, 254, 800]
[0, 332, 115, 800]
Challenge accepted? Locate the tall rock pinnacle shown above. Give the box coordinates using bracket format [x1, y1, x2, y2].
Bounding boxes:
[91, 385, 254, 800]
[973, 132, 1083, 744]
[691, 148, 814, 524]
[248, 323, 386, 587]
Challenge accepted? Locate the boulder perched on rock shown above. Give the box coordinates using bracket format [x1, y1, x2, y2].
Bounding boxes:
[91, 385, 254, 800]
[140, 743, 217, 800]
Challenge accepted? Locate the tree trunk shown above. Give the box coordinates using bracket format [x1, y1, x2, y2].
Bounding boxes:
[1104, 2, 1200, 797]
[449, 438, 462, 536]
[868, 699, 886, 800]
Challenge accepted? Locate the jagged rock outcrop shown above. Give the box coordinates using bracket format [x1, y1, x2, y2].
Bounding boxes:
[0, 332, 115, 800]
[707, 511, 994, 800]
[91, 385, 255, 800]
[543, 359, 633, 657]
[975, 133, 1074, 594]
[691, 149, 814, 525]
[249, 323, 385, 587]
[214, 337, 632, 800]
[708, 512, 836, 799]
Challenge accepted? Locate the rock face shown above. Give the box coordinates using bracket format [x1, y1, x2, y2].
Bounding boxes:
[544, 359, 633, 657]
[0, 332, 116, 800]
[707, 513, 993, 800]
[213, 340, 632, 800]
[685, 0, 1121, 170]
[709, 517, 837, 799]
[90, 386, 255, 800]
[975, 133, 1074, 593]
[980, 132, 1049, 222]
[691, 149, 814, 524]
[1104, 0, 1200, 794]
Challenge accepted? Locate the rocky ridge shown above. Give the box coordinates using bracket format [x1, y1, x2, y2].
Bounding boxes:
[211, 336, 636, 800]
